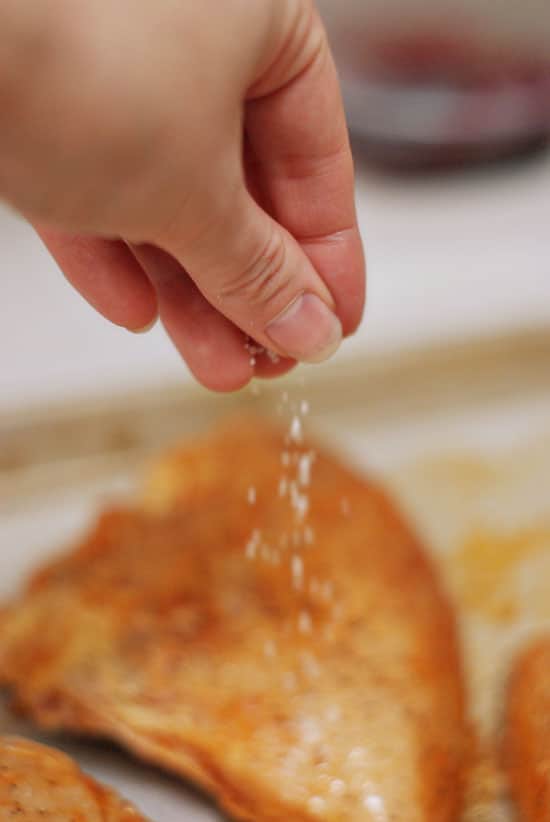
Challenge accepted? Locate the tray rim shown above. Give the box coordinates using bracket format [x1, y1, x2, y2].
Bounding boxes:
[1, 322, 550, 479]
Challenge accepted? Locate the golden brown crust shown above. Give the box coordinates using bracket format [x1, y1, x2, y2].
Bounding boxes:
[0, 735, 148, 821]
[504, 638, 550, 822]
[0, 418, 467, 821]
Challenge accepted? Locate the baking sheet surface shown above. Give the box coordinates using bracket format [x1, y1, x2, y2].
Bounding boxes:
[2, 332, 550, 820]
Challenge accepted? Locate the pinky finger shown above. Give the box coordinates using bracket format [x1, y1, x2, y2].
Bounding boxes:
[35, 227, 158, 331]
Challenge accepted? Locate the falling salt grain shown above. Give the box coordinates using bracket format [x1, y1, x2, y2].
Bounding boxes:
[264, 640, 277, 658]
[307, 797, 327, 816]
[332, 603, 343, 620]
[347, 747, 367, 766]
[289, 415, 303, 444]
[309, 577, 320, 596]
[296, 495, 309, 520]
[298, 453, 313, 487]
[299, 717, 322, 745]
[325, 705, 341, 723]
[340, 497, 351, 516]
[301, 652, 321, 679]
[304, 525, 315, 545]
[300, 400, 310, 415]
[279, 476, 288, 498]
[298, 610, 313, 634]
[283, 671, 297, 691]
[290, 482, 309, 521]
[330, 779, 346, 797]
[247, 486, 256, 505]
[245, 529, 261, 559]
[245, 340, 264, 368]
[291, 555, 304, 590]
[363, 794, 387, 820]
[267, 349, 280, 364]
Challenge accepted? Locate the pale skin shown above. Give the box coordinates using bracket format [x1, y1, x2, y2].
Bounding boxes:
[0, 0, 365, 391]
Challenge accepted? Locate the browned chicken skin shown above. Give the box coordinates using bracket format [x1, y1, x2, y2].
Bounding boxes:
[0, 419, 468, 821]
[0, 736, 148, 821]
[505, 638, 550, 822]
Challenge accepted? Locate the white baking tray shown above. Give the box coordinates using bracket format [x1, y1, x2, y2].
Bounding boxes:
[2, 327, 550, 820]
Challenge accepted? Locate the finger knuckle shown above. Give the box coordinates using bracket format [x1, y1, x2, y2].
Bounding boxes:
[219, 224, 290, 310]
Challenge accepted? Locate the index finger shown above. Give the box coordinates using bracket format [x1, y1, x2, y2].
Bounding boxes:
[245, 9, 365, 336]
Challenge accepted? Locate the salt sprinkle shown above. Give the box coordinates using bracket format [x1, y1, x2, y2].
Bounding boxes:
[301, 652, 321, 679]
[295, 495, 309, 521]
[266, 349, 280, 363]
[298, 453, 314, 487]
[307, 797, 327, 816]
[309, 577, 320, 596]
[247, 486, 256, 505]
[282, 745, 308, 771]
[330, 779, 346, 797]
[304, 525, 315, 545]
[325, 705, 341, 723]
[291, 555, 304, 590]
[299, 716, 323, 746]
[347, 747, 367, 766]
[289, 415, 303, 444]
[283, 671, 297, 691]
[290, 482, 309, 521]
[340, 497, 351, 516]
[298, 610, 313, 634]
[245, 339, 264, 367]
[279, 476, 288, 497]
[245, 529, 261, 559]
[264, 640, 277, 658]
[363, 794, 387, 820]
[300, 400, 310, 415]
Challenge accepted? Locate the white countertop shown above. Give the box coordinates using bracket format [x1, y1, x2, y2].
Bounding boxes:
[1, 150, 549, 415]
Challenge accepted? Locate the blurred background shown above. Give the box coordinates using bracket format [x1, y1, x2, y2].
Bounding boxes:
[1, 0, 549, 416]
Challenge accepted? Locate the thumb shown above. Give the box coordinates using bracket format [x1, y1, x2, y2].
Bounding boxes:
[158, 181, 343, 364]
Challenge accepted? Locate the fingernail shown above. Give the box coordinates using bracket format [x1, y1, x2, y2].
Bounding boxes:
[129, 317, 158, 334]
[265, 293, 342, 364]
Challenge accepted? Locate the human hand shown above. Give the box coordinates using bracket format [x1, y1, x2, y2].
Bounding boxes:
[1, 0, 365, 390]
